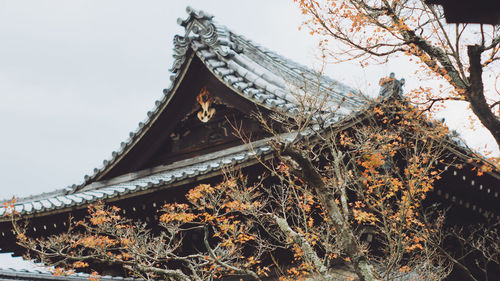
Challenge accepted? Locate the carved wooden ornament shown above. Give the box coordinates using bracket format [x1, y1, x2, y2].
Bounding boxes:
[196, 87, 216, 123]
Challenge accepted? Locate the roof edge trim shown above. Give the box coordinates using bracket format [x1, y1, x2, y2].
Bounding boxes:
[82, 51, 197, 187]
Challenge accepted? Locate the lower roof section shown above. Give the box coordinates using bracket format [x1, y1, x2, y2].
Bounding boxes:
[0, 139, 272, 222]
[0, 267, 138, 281]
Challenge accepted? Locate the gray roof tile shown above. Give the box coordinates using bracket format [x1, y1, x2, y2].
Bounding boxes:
[47, 198, 63, 208]
[22, 203, 33, 213]
[14, 204, 24, 213]
[64, 195, 84, 204]
[32, 202, 43, 211]
[39, 200, 52, 209]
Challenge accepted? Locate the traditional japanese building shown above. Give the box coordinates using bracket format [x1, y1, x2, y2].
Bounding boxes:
[1, 7, 499, 281]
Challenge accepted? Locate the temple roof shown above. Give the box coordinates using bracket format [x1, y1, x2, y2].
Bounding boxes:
[0, 267, 139, 281]
[0, 7, 368, 219]
[78, 6, 367, 187]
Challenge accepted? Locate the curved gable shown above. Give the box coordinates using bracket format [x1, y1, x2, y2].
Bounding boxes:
[80, 7, 367, 187]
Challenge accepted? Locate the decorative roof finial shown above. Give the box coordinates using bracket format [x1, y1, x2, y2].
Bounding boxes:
[177, 6, 214, 27]
[378, 73, 404, 98]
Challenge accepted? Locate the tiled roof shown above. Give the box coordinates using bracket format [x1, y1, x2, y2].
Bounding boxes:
[0, 267, 138, 280]
[1, 6, 368, 219]
[178, 8, 366, 110]
[74, 6, 368, 189]
[0, 141, 271, 219]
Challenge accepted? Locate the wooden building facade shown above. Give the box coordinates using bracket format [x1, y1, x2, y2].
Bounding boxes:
[0, 7, 499, 281]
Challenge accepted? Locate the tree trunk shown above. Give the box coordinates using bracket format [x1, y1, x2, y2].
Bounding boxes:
[467, 45, 500, 151]
[280, 145, 379, 281]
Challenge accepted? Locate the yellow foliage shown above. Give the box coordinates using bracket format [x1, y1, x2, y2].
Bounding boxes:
[72, 261, 89, 268]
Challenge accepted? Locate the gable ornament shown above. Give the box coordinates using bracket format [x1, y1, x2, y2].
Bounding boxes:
[196, 87, 216, 123]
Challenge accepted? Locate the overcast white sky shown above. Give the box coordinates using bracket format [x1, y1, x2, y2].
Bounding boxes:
[0, 0, 497, 269]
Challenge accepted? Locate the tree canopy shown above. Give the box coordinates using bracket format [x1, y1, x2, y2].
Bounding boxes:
[295, 0, 500, 153]
[9, 89, 499, 280]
